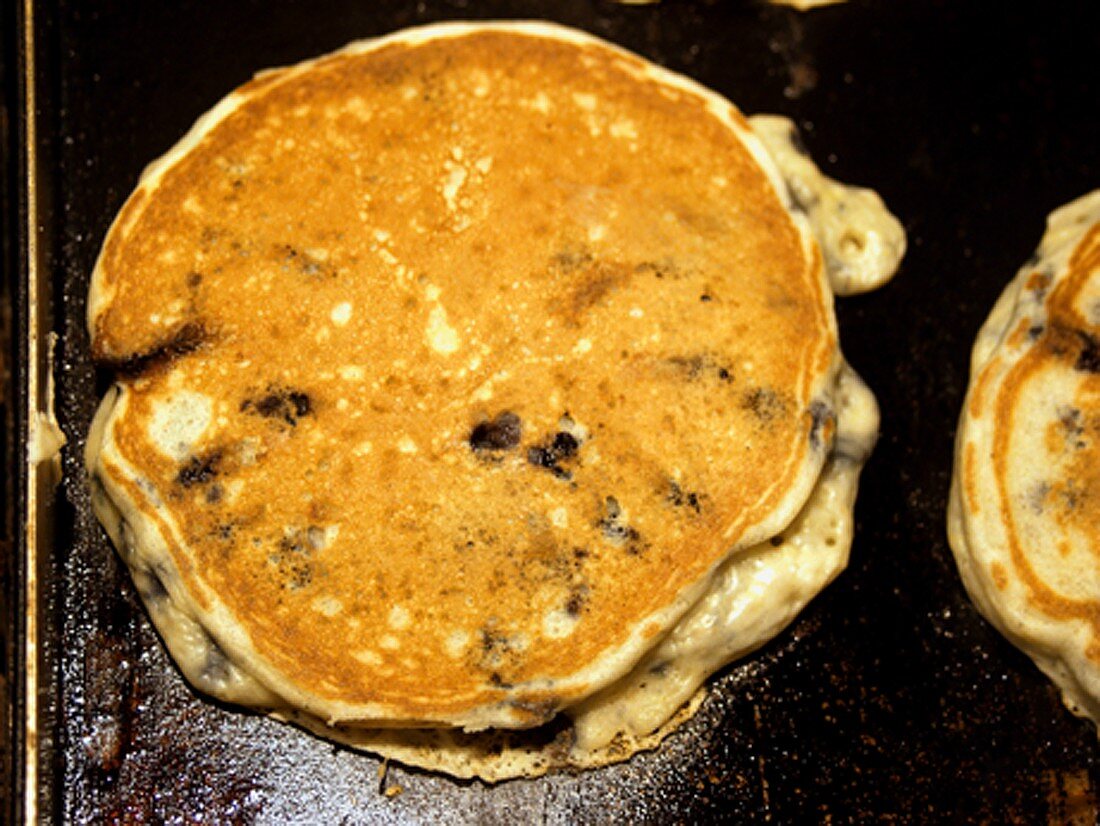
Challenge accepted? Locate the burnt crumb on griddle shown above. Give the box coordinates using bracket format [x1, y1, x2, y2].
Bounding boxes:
[175, 449, 222, 488]
[770, 535, 785, 547]
[469, 411, 522, 452]
[808, 400, 836, 449]
[667, 480, 704, 513]
[101, 321, 207, 377]
[241, 386, 313, 426]
[488, 672, 512, 689]
[742, 386, 787, 421]
[700, 293, 713, 302]
[1074, 331, 1100, 373]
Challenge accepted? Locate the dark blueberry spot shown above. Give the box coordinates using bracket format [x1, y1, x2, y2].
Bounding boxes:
[509, 699, 558, 724]
[668, 481, 704, 513]
[553, 249, 593, 273]
[597, 496, 642, 549]
[139, 571, 169, 602]
[201, 646, 232, 684]
[742, 387, 786, 421]
[527, 427, 581, 478]
[669, 355, 706, 379]
[176, 450, 222, 488]
[470, 411, 523, 451]
[634, 261, 672, 279]
[289, 392, 311, 418]
[104, 321, 207, 377]
[786, 181, 819, 213]
[808, 401, 835, 449]
[278, 533, 306, 555]
[242, 386, 314, 426]
[668, 354, 733, 383]
[565, 585, 590, 616]
[286, 563, 313, 589]
[1074, 331, 1100, 373]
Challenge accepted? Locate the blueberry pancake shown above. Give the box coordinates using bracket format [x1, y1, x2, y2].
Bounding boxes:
[949, 190, 1100, 730]
[86, 21, 904, 779]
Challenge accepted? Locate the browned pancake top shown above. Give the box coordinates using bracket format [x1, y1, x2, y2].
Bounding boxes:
[92, 27, 836, 723]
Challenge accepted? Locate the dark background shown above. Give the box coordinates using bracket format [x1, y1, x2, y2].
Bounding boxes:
[11, 0, 1100, 822]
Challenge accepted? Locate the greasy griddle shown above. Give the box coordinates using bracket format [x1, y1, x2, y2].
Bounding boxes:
[22, 0, 1100, 821]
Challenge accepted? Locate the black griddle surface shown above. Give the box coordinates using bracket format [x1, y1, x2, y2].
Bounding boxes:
[33, 0, 1100, 822]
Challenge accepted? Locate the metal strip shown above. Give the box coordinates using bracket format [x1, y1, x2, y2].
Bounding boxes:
[21, 0, 40, 819]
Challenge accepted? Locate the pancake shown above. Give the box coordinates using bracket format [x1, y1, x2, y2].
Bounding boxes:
[86, 21, 904, 778]
[949, 190, 1100, 729]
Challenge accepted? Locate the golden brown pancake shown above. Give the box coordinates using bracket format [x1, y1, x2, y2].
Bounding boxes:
[949, 190, 1100, 729]
[86, 21, 903, 778]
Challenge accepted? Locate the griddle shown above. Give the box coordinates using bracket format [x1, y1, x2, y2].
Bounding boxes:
[8, 0, 1100, 822]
